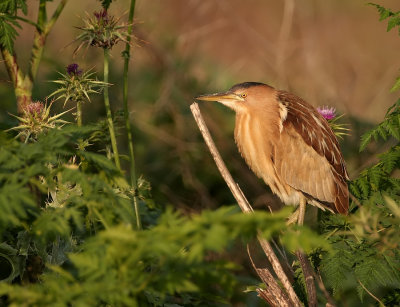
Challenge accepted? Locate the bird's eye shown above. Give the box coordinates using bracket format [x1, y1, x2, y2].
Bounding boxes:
[241, 93, 247, 98]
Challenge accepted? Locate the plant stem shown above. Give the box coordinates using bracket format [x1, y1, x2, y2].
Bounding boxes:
[1, 48, 32, 111]
[123, 0, 141, 229]
[46, 0, 68, 32]
[8, 15, 41, 30]
[103, 48, 121, 170]
[123, 0, 137, 184]
[29, 0, 68, 82]
[76, 101, 82, 126]
[1, 0, 67, 112]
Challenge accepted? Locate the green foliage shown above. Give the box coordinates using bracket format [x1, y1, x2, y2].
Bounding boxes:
[321, 236, 400, 301]
[322, 126, 400, 303]
[369, 3, 400, 34]
[370, 4, 400, 93]
[352, 98, 400, 200]
[317, 7, 400, 304]
[0, 14, 21, 51]
[327, 114, 350, 139]
[0, 0, 28, 51]
[318, 7, 400, 303]
[0, 124, 328, 305]
[0, 206, 291, 306]
[0, 0, 27, 15]
[1, 0, 400, 306]
[359, 99, 400, 151]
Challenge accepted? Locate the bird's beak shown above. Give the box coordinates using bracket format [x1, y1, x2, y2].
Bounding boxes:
[195, 92, 244, 103]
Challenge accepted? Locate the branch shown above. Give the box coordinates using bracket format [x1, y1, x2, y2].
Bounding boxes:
[2, 14, 41, 30]
[1, 48, 32, 111]
[190, 102, 302, 307]
[358, 279, 386, 307]
[46, 0, 68, 32]
[1, 48, 21, 88]
[247, 245, 291, 307]
[29, 0, 68, 82]
[296, 250, 317, 307]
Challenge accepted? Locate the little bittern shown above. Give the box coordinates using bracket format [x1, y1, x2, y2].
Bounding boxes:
[196, 82, 349, 224]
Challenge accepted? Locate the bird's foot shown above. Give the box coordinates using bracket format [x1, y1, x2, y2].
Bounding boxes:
[286, 208, 300, 225]
[286, 198, 307, 226]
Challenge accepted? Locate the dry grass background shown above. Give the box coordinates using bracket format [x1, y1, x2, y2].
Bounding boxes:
[148, 0, 400, 121]
[10, 0, 400, 121]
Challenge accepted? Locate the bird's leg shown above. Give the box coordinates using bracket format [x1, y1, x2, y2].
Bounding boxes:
[286, 208, 299, 225]
[295, 197, 318, 306]
[297, 197, 307, 226]
[286, 198, 307, 225]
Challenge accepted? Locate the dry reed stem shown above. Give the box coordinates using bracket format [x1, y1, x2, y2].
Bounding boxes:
[247, 245, 291, 307]
[190, 102, 302, 307]
[296, 250, 317, 307]
[296, 199, 317, 307]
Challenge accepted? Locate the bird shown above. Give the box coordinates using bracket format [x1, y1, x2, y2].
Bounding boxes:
[196, 82, 349, 225]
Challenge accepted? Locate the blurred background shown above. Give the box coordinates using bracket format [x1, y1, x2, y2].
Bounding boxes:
[1, 0, 400, 213]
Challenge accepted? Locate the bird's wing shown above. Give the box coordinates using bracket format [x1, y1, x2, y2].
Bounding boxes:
[274, 91, 349, 214]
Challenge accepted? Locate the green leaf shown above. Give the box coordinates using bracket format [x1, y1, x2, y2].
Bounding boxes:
[355, 256, 400, 301]
[0, 15, 20, 51]
[368, 3, 396, 20]
[388, 15, 400, 32]
[360, 131, 373, 151]
[321, 248, 354, 295]
[391, 76, 400, 92]
[0, 0, 27, 15]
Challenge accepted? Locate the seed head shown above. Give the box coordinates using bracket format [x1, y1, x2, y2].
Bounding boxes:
[73, 9, 131, 52]
[49, 65, 108, 107]
[8, 100, 70, 142]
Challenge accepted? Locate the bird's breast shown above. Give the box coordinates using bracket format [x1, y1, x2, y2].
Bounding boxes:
[234, 113, 276, 185]
[234, 112, 303, 206]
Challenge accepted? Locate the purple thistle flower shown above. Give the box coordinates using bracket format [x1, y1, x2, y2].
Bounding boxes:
[94, 9, 110, 25]
[317, 106, 336, 120]
[24, 101, 44, 117]
[66, 63, 82, 76]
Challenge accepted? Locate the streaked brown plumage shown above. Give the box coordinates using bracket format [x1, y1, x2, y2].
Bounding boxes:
[196, 82, 349, 221]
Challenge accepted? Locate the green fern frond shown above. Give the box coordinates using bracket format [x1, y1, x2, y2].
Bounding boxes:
[355, 256, 400, 301]
[321, 248, 354, 295]
[360, 102, 399, 151]
[0, 0, 27, 15]
[368, 3, 400, 33]
[379, 146, 400, 173]
[0, 15, 20, 51]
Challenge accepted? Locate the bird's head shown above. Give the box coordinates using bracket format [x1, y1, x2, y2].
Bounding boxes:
[195, 82, 276, 113]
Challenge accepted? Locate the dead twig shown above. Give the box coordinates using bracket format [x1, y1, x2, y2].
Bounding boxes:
[247, 245, 291, 307]
[296, 250, 317, 307]
[190, 102, 301, 307]
[358, 279, 386, 307]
